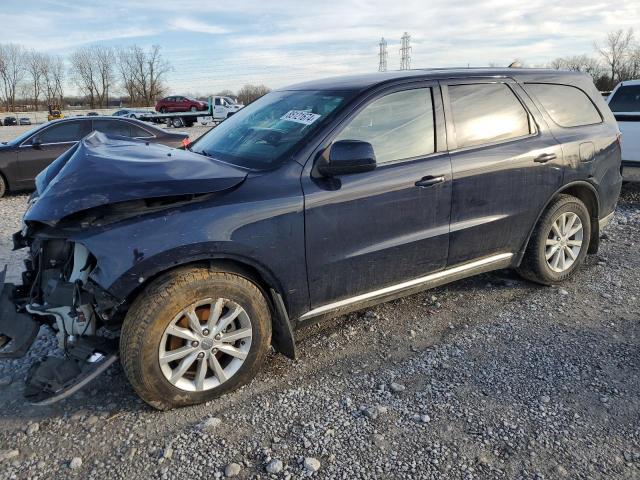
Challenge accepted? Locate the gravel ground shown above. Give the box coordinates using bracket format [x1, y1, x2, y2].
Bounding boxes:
[0, 178, 638, 479]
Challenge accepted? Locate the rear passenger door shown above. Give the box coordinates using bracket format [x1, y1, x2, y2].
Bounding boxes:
[303, 83, 452, 307]
[442, 78, 564, 265]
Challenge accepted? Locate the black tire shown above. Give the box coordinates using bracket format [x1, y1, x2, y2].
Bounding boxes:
[120, 266, 272, 410]
[0, 173, 6, 198]
[517, 194, 591, 285]
[160, 107, 167, 113]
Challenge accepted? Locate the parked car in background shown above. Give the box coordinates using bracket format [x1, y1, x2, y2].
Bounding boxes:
[0, 116, 188, 197]
[86, 112, 99, 116]
[0, 68, 621, 409]
[155, 96, 208, 113]
[113, 109, 155, 119]
[608, 80, 640, 180]
[19, 118, 31, 125]
[3, 117, 17, 126]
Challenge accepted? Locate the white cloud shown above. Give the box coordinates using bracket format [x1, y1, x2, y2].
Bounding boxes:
[167, 17, 229, 35]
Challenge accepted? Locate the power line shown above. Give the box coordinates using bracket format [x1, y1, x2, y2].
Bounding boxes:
[378, 37, 388, 72]
[399, 32, 412, 70]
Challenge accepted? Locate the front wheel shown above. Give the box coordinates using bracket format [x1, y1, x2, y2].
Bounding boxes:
[517, 194, 591, 284]
[120, 266, 272, 410]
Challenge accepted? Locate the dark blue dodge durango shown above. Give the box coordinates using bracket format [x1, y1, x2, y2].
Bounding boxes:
[0, 68, 622, 408]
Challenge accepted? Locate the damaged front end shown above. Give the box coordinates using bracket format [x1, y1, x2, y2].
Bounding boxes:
[3, 226, 119, 404]
[0, 132, 247, 404]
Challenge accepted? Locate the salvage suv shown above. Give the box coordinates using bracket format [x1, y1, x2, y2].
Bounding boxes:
[0, 69, 621, 409]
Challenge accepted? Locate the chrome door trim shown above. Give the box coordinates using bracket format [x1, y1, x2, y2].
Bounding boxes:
[299, 253, 513, 321]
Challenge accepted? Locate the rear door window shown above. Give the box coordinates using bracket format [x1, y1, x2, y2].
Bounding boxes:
[130, 124, 154, 138]
[608, 84, 640, 112]
[448, 83, 532, 149]
[526, 83, 602, 127]
[335, 88, 435, 164]
[38, 121, 92, 144]
[93, 119, 132, 137]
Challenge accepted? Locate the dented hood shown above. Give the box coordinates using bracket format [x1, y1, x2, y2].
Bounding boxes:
[25, 132, 247, 223]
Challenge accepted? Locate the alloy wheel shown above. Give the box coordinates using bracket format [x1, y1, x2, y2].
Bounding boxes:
[158, 298, 252, 392]
[545, 212, 583, 273]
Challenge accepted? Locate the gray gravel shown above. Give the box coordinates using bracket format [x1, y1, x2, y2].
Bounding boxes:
[0, 182, 638, 479]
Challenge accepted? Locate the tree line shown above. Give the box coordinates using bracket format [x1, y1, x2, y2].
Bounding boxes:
[549, 29, 639, 91]
[0, 43, 171, 112]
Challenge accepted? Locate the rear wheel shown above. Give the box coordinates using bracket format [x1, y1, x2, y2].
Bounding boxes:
[517, 194, 591, 284]
[120, 266, 272, 410]
[0, 174, 6, 198]
[160, 107, 167, 113]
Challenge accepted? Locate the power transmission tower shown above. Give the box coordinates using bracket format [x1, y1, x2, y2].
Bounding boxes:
[399, 32, 412, 70]
[378, 37, 388, 72]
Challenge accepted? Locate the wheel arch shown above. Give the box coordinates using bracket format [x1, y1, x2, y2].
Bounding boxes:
[516, 180, 601, 265]
[119, 253, 297, 359]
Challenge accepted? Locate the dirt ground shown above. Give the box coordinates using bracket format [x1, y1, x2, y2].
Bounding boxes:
[0, 134, 638, 479]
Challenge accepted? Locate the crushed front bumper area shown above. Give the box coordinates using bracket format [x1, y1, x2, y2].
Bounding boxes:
[0, 268, 39, 359]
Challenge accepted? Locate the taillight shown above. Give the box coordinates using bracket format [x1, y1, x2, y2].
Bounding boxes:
[182, 137, 191, 149]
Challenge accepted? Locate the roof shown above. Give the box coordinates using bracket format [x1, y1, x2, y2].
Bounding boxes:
[280, 68, 587, 92]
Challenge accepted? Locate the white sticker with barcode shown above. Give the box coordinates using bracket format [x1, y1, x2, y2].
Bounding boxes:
[280, 110, 321, 125]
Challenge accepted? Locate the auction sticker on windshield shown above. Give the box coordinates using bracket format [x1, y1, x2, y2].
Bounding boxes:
[281, 110, 321, 125]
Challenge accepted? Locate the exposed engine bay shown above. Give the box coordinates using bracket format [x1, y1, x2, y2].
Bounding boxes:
[1, 232, 119, 404]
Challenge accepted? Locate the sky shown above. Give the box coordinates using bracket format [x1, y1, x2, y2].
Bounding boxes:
[2, 0, 639, 96]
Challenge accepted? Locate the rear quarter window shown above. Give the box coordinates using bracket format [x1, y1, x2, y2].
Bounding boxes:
[526, 83, 602, 127]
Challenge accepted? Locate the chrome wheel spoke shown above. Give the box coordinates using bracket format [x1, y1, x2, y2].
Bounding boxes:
[565, 246, 577, 260]
[221, 328, 252, 343]
[217, 344, 248, 360]
[160, 345, 197, 365]
[567, 239, 582, 247]
[206, 298, 225, 331]
[166, 324, 199, 342]
[170, 351, 199, 384]
[185, 308, 203, 334]
[567, 224, 582, 238]
[214, 305, 243, 335]
[209, 355, 228, 383]
[545, 238, 557, 246]
[546, 244, 560, 260]
[551, 222, 562, 238]
[194, 357, 208, 391]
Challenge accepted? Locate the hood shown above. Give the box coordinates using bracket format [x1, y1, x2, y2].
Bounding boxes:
[25, 131, 247, 224]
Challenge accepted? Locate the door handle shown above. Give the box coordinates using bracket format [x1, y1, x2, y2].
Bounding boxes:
[533, 153, 557, 163]
[415, 175, 445, 188]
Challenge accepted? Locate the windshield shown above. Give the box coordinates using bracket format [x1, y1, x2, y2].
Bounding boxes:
[609, 85, 640, 112]
[190, 90, 352, 169]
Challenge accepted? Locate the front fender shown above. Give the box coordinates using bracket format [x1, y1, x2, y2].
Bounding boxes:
[69, 186, 308, 319]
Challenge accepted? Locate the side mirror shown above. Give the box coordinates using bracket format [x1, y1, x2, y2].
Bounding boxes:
[317, 140, 377, 177]
[31, 136, 43, 148]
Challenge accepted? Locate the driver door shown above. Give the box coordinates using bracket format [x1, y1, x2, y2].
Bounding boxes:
[17, 120, 91, 185]
[302, 84, 452, 308]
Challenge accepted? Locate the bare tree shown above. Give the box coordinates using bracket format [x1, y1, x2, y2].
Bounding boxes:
[0, 43, 27, 112]
[69, 45, 115, 108]
[25, 50, 46, 111]
[117, 45, 170, 106]
[596, 29, 634, 87]
[69, 47, 97, 107]
[236, 84, 270, 105]
[41, 54, 65, 107]
[550, 55, 604, 79]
